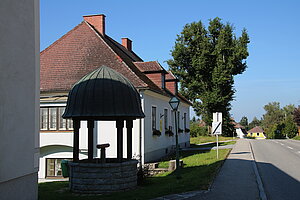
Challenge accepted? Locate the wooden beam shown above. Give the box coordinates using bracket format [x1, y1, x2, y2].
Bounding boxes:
[116, 120, 124, 162]
[87, 120, 94, 160]
[126, 120, 133, 160]
[73, 120, 80, 162]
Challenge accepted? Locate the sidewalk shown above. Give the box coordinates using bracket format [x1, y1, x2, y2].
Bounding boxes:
[154, 139, 261, 200]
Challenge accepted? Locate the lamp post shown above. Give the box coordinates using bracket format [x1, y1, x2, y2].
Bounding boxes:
[169, 96, 181, 179]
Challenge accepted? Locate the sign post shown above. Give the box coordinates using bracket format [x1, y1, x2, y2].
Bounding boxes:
[212, 112, 222, 159]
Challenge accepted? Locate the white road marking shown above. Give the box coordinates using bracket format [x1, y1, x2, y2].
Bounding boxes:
[298, 151, 300, 154]
[274, 141, 279, 143]
[280, 143, 284, 146]
[287, 146, 293, 150]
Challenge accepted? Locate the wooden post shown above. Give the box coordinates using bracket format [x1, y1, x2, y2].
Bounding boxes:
[87, 120, 94, 160]
[116, 120, 124, 162]
[73, 120, 80, 162]
[126, 120, 133, 160]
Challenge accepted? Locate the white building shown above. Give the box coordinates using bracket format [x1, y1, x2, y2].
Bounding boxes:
[39, 14, 191, 178]
[234, 123, 247, 138]
[0, 0, 39, 199]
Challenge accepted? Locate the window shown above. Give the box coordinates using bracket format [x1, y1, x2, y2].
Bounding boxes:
[178, 111, 181, 129]
[46, 158, 71, 177]
[49, 107, 57, 130]
[152, 106, 157, 130]
[58, 107, 67, 130]
[40, 108, 48, 130]
[40, 107, 73, 131]
[184, 113, 187, 129]
[170, 110, 175, 131]
[161, 74, 166, 89]
[164, 109, 168, 130]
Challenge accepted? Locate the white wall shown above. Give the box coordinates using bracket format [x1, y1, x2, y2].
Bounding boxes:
[236, 128, 245, 138]
[0, 0, 39, 199]
[143, 91, 190, 162]
[39, 120, 90, 178]
[39, 145, 87, 178]
[96, 119, 141, 160]
[39, 90, 190, 175]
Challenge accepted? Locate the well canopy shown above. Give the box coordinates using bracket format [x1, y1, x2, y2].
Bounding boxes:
[63, 65, 145, 120]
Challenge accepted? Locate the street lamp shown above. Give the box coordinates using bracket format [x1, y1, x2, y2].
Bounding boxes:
[169, 96, 181, 179]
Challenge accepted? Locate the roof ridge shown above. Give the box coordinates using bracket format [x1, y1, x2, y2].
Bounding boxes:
[40, 21, 85, 55]
[105, 35, 143, 62]
[84, 21, 148, 88]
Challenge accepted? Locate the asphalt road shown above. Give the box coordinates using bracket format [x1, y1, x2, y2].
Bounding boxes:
[251, 139, 300, 200]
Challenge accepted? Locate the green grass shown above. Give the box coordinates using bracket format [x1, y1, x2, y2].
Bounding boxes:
[293, 136, 300, 140]
[39, 149, 230, 200]
[190, 136, 235, 145]
[190, 141, 236, 149]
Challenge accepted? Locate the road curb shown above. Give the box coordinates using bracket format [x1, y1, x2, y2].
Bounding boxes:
[249, 140, 268, 200]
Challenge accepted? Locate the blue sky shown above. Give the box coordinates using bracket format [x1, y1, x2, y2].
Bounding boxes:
[41, 0, 300, 122]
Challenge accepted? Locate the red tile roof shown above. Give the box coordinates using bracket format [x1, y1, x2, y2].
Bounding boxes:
[41, 21, 158, 93]
[233, 122, 245, 129]
[134, 61, 165, 72]
[166, 71, 177, 80]
[248, 126, 264, 133]
[40, 15, 191, 105]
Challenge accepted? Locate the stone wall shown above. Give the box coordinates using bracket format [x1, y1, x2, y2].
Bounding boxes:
[69, 160, 138, 194]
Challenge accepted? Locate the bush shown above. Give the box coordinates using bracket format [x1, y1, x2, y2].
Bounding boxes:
[190, 122, 208, 137]
[293, 136, 300, 140]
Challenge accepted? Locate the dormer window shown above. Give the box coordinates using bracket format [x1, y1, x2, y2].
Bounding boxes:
[161, 73, 166, 89]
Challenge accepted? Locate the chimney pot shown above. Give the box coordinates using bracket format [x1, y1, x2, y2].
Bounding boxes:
[83, 14, 106, 35]
[122, 38, 132, 51]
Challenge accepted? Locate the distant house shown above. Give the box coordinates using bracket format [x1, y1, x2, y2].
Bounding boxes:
[39, 14, 191, 178]
[247, 126, 266, 139]
[233, 122, 247, 138]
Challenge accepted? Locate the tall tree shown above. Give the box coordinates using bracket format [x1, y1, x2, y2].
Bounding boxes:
[168, 17, 249, 136]
[282, 116, 298, 138]
[239, 116, 248, 130]
[248, 117, 261, 130]
[262, 102, 285, 131]
[293, 106, 300, 126]
[283, 104, 296, 118]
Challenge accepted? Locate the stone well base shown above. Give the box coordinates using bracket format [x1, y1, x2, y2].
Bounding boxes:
[69, 159, 138, 194]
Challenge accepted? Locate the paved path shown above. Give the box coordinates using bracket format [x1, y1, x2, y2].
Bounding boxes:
[154, 139, 260, 200]
[251, 139, 300, 200]
[38, 178, 68, 183]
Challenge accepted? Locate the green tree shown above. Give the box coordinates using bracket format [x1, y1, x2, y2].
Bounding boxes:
[262, 102, 284, 131]
[293, 106, 300, 127]
[248, 117, 261, 130]
[267, 123, 284, 139]
[190, 121, 208, 137]
[168, 17, 249, 136]
[282, 116, 298, 138]
[283, 104, 295, 118]
[239, 116, 248, 130]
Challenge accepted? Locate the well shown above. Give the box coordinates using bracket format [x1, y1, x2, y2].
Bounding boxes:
[62, 66, 145, 194]
[69, 159, 138, 194]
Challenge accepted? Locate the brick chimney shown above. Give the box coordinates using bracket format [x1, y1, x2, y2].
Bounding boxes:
[122, 38, 132, 51]
[83, 14, 106, 35]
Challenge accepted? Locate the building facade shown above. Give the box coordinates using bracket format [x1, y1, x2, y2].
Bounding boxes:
[39, 14, 190, 178]
[0, 0, 39, 199]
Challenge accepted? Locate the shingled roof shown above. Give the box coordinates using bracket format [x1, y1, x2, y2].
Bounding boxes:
[134, 61, 166, 73]
[40, 14, 191, 105]
[248, 126, 264, 133]
[41, 19, 162, 94]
